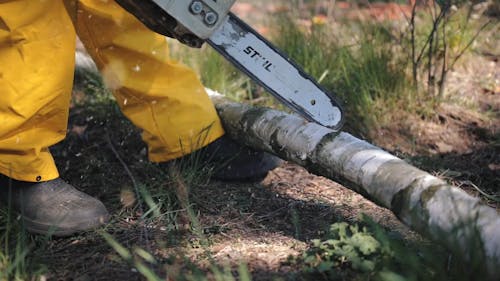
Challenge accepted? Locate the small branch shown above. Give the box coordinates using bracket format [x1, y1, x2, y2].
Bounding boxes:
[449, 20, 492, 69]
[410, 2, 418, 89]
[105, 130, 138, 188]
[463, 181, 500, 203]
[415, 10, 445, 66]
[438, 15, 448, 99]
[457, 3, 474, 49]
[427, 20, 435, 96]
[105, 130, 151, 248]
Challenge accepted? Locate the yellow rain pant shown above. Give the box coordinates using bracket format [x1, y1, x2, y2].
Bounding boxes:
[0, 0, 225, 182]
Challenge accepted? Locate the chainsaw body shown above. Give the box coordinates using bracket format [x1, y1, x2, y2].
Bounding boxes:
[116, 0, 344, 129]
[116, 0, 235, 48]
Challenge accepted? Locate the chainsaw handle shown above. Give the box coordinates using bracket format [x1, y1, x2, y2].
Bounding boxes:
[116, 0, 205, 48]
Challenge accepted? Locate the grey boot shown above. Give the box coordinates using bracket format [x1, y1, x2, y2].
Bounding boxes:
[0, 176, 109, 236]
[167, 135, 282, 181]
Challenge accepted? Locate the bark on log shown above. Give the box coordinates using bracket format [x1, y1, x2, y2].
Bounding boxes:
[209, 93, 500, 279]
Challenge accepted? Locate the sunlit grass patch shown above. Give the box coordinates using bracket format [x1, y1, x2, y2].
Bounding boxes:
[271, 15, 414, 136]
[103, 228, 253, 281]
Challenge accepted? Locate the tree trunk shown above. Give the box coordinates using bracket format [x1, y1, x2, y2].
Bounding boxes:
[209, 93, 500, 279]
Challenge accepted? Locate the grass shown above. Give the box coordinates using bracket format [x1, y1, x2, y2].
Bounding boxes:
[170, 44, 257, 106]
[276, 18, 413, 135]
[102, 214, 254, 281]
[0, 209, 46, 281]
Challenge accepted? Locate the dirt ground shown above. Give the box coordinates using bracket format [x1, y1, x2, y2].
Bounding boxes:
[43, 151, 422, 280]
[10, 1, 499, 280]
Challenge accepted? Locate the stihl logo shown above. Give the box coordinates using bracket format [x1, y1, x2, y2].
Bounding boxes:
[243, 46, 273, 72]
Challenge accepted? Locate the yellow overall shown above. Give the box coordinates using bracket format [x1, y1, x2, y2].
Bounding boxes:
[0, 0, 225, 182]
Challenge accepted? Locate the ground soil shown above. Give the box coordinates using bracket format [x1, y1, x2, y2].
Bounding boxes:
[8, 1, 499, 280]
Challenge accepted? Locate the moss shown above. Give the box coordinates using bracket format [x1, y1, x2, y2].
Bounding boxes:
[238, 106, 271, 132]
[315, 131, 343, 152]
[391, 184, 416, 217]
[269, 129, 284, 155]
[420, 185, 444, 205]
[389, 182, 434, 238]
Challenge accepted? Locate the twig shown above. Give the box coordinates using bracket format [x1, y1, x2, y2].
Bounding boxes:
[449, 20, 492, 68]
[410, 2, 418, 88]
[104, 130, 151, 248]
[415, 9, 445, 67]
[458, 4, 475, 49]
[105, 130, 137, 189]
[463, 180, 500, 203]
[438, 14, 448, 99]
[401, 0, 413, 25]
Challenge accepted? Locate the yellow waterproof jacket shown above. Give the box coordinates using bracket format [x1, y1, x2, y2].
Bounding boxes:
[0, 0, 224, 182]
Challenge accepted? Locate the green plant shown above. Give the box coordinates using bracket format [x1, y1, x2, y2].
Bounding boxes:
[296, 214, 493, 281]
[0, 208, 46, 281]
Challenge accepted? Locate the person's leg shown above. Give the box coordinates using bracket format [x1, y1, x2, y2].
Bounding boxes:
[0, 1, 74, 182]
[74, 0, 280, 179]
[0, 0, 108, 236]
[75, 0, 225, 162]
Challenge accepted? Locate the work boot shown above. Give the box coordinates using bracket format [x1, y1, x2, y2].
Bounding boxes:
[168, 135, 282, 181]
[0, 175, 109, 236]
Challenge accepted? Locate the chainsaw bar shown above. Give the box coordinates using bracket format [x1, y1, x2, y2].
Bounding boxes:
[208, 13, 344, 129]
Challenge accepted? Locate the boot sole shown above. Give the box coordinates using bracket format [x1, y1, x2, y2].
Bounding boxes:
[23, 215, 109, 237]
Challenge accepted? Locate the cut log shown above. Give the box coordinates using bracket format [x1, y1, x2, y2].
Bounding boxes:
[209, 92, 500, 279]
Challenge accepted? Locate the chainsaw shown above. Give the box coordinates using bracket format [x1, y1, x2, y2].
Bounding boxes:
[116, 0, 344, 129]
